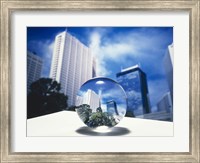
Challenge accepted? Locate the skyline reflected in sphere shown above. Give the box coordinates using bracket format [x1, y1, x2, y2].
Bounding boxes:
[75, 77, 127, 129]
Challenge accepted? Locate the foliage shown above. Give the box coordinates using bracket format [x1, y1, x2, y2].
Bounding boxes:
[27, 78, 68, 119]
[125, 110, 135, 117]
[76, 104, 92, 123]
[67, 105, 76, 111]
[76, 104, 117, 128]
[96, 107, 102, 113]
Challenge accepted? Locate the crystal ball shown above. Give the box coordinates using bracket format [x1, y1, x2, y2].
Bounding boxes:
[75, 77, 127, 129]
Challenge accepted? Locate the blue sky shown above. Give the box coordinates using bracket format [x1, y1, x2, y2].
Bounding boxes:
[27, 27, 173, 110]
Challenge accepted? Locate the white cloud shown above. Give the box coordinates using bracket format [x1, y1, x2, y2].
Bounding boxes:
[89, 30, 136, 76]
[89, 28, 169, 77]
[89, 31, 111, 76]
[102, 42, 135, 61]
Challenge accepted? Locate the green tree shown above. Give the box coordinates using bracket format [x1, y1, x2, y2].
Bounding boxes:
[67, 105, 76, 111]
[86, 107, 117, 128]
[76, 104, 92, 123]
[27, 78, 68, 119]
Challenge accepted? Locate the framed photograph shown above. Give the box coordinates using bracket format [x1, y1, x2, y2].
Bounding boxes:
[26, 26, 174, 138]
[1, 0, 199, 162]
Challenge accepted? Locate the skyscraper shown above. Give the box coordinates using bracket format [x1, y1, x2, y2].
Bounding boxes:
[163, 43, 173, 104]
[116, 65, 150, 116]
[50, 30, 96, 106]
[27, 51, 43, 93]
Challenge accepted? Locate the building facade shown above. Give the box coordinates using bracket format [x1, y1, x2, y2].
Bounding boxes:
[116, 65, 150, 116]
[50, 30, 96, 106]
[27, 51, 43, 93]
[83, 89, 100, 112]
[157, 92, 172, 113]
[76, 89, 100, 112]
[136, 92, 173, 122]
[136, 110, 172, 122]
[106, 100, 119, 115]
[163, 43, 173, 104]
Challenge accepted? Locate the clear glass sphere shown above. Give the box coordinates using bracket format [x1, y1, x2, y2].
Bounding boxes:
[75, 77, 127, 129]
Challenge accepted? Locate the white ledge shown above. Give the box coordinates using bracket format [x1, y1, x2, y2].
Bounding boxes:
[27, 111, 173, 137]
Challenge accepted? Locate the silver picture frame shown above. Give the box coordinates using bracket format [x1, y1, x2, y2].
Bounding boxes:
[1, 0, 199, 162]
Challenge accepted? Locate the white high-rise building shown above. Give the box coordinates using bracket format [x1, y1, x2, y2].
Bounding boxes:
[75, 89, 100, 112]
[50, 30, 95, 106]
[83, 89, 100, 112]
[27, 51, 43, 93]
[163, 43, 173, 104]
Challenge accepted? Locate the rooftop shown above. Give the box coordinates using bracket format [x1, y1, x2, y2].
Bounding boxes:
[121, 64, 140, 72]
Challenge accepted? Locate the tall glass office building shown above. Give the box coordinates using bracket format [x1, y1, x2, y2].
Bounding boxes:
[116, 65, 150, 116]
[50, 30, 96, 106]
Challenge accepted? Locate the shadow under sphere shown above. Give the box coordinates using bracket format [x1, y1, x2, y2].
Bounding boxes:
[76, 126, 130, 136]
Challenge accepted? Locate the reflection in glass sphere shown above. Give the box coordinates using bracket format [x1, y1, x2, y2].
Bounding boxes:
[76, 77, 127, 129]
